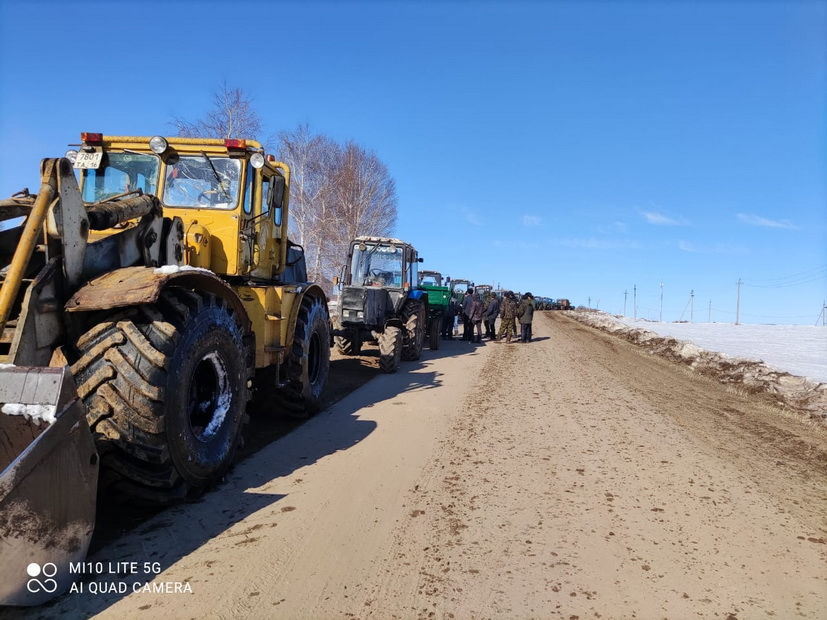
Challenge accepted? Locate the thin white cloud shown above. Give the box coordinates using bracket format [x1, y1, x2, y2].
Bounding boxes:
[521, 215, 542, 227]
[597, 221, 628, 234]
[554, 237, 642, 250]
[736, 213, 798, 230]
[677, 240, 747, 255]
[640, 210, 688, 226]
[460, 206, 483, 227]
[493, 240, 540, 250]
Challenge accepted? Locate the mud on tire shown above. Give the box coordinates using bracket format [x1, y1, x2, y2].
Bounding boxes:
[378, 325, 403, 373]
[334, 330, 361, 356]
[276, 294, 331, 417]
[429, 314, 441, 350]
[401, 299, 426, 361]
[71, 287, 253, 504]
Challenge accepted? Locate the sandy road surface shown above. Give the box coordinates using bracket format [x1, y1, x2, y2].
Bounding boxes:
[24, 312, 827, 619]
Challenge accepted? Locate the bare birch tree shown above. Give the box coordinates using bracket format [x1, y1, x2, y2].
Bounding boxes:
[276, 126, 398, 289]
[276, 125, 340, 284]
[172, 82, 262, 139]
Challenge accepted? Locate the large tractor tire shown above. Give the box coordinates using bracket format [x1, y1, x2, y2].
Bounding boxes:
[334, 329, 361, 356]
[71, 287, 252, 504]
[429, 314, 441, 350]
[378, 325, 403, 373]
[401, 299, 426, 361]
[275, 294, 331, 417]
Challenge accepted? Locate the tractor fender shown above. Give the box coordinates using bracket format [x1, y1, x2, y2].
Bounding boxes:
[283, 283, 327, 351]
[65, 265, 250, 329]
[407, 289, 427, 301]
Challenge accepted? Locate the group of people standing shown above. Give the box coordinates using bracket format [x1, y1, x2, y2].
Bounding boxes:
[442, 289, 536, 344]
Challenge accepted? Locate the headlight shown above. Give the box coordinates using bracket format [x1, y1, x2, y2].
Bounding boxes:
[64, 149, 78, 163]
[250, 152, 265, 169]
[149, 136, 168, 154]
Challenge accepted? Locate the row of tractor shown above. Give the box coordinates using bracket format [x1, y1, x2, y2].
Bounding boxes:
[329, 239, 485, 372]
[0, 133, 566, 605]
[327, 242, 577, 376]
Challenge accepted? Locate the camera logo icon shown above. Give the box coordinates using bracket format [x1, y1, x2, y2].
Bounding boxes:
[26, 562, 58, 594]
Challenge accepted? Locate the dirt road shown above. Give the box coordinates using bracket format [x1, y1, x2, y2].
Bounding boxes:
[31, 312, 827, 619]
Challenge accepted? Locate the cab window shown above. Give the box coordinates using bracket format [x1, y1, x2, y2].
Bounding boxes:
[260, 176, 271, 215]
[163, 155, 241, 209]
[243, 165, 254, 214]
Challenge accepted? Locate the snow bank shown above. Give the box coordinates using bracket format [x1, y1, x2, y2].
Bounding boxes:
[1, 403, 57, 425]
[613, 318, 826, 383]
[567, 311, 827, 423]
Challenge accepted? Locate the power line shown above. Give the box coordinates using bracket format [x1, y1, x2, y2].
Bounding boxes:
[743, 265, 827, 289]
[743, 264, 827, 285]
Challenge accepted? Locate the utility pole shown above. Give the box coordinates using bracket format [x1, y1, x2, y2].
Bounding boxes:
[633, 284, 637, 320]
[659, 282, 664, 322]
[708, 299, 712, 323]
[690, 289, 694, 323]
[588, 296, 591, 309]
[623, 289, 628, 316]
[736, 278, 742, 325]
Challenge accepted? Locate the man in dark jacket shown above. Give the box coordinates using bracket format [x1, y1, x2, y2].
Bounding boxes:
[442, 298, 459, 340]
[517, 292, 535, 342]
[483, 293, 499, 339]
[461, 288, 475, 341]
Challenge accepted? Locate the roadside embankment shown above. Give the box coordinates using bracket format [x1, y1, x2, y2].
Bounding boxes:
[564, 310, 827, 422]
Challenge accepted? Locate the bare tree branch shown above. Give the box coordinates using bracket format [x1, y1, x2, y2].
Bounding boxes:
[276, 126, 398, 290]
[172, 81, 262, 139]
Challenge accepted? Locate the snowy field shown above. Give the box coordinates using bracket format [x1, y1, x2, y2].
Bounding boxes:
[612, 318, 826, 384]
[569, 311, 827, 419]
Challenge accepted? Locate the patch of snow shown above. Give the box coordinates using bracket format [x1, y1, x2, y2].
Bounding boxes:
[1, 403, 57, 425]
[203, 392, 231, 438]
[568, 311, 827, 422]
[154, 265, 213, 276]
[0, 363, 16, 369]
[613, 318, 827, 384]
[201, 352, 230, 438]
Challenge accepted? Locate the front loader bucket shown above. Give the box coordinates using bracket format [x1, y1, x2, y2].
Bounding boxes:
[0, 367, 98, 606]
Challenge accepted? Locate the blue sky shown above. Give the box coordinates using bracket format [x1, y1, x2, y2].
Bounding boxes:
[1, 0, 825, 324]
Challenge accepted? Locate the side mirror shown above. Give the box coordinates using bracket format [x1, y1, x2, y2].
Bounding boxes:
[418, 257, 424, 263]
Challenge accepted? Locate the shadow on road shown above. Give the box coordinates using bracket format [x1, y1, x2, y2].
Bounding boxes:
[17, 335, 476, 617]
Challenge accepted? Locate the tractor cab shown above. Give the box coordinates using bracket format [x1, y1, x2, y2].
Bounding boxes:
[66, 133, 299, 282]
[450, 278, 473, 304]
[418, 270, 444, 287]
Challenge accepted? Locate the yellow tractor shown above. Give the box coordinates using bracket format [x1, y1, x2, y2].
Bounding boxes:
[0, 134, 329, 605]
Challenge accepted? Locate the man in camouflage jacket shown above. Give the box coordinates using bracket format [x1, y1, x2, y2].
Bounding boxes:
[497, 292, 518, 343]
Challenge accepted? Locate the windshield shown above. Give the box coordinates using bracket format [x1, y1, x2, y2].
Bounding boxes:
[163, 155, 241, 209]
[420, 273, 442, 286]
[81, 153, 160, 202]
[350, 243, 403, 287]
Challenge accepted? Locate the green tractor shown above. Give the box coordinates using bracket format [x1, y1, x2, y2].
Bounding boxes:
[475, 283, 493, 298]
[332, 236, 428, 373]
[417, 270, 451, 350]
[450, 278, 474, 304]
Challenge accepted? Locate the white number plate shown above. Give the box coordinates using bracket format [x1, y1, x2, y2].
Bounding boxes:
[74, 152, 103, 169]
